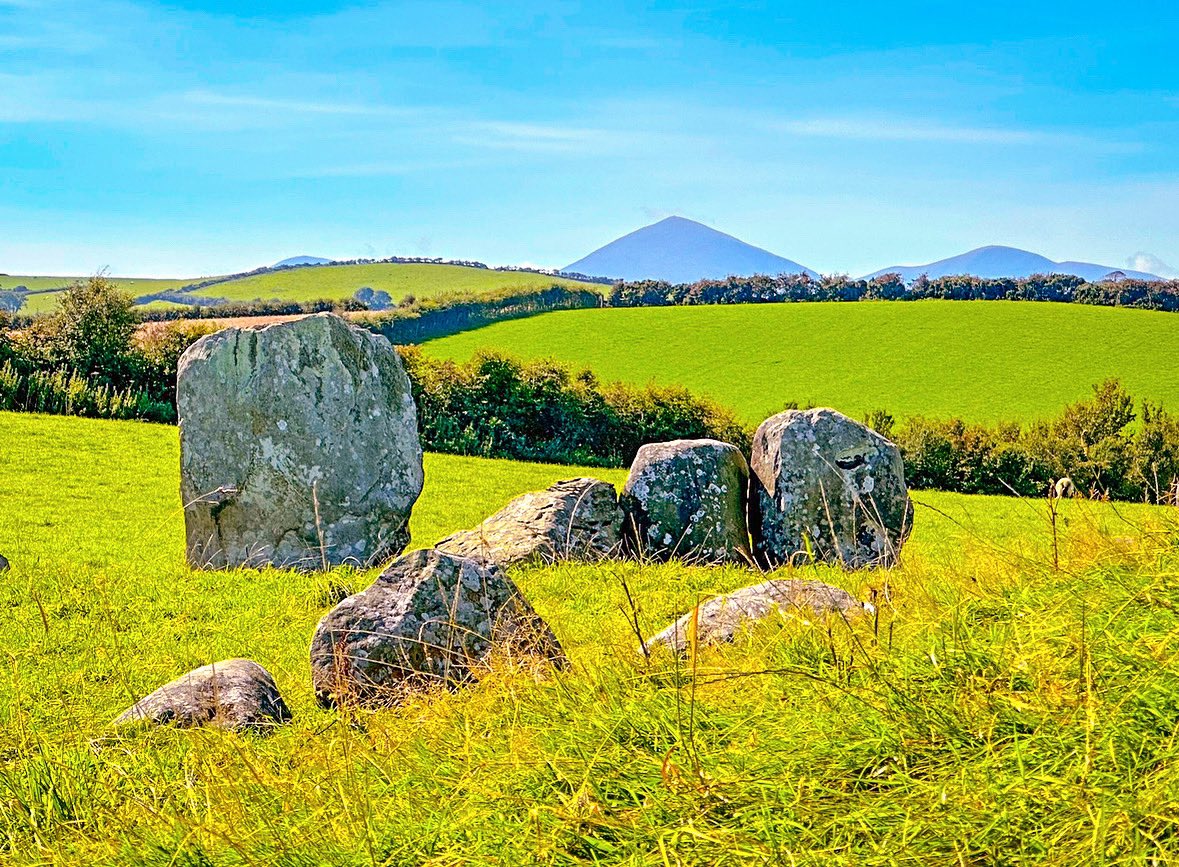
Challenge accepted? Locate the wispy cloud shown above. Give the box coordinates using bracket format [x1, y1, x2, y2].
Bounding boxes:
[180, 90, 421, 119]
[773, 115, 1096, 147]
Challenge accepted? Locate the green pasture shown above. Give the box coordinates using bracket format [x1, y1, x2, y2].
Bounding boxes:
[1, 411, 1177, 864]
[425, 300, 1179, 425]
[189, 262, 601, 304]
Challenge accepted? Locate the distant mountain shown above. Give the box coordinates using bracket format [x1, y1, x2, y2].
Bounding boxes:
[865, 246, 1161, 282]
[274, 255, 332, 268]
[563, 216, 818, 283]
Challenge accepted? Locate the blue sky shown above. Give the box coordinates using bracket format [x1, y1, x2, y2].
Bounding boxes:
[1, 0, 1177, 277]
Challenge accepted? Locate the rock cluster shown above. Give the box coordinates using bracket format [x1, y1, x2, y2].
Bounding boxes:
[135, 313, 915, 725]
[178, 313, 423, 571]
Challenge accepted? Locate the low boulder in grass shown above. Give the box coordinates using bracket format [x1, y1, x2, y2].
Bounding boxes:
[645, 579, 871, 654]
[115, 659, 291, 731]
[310, 548, 565, 707]
[750, 408, 913, 569]
[435, 478, 622, 569]
[0, 553, 8, 572]
[620, 438, 750, 564]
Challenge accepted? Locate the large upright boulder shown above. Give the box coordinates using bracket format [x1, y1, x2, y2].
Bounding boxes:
[436, 478, 622, 568]
[620, 439, 750, 563]
[750, 408, 912, 569]
[115, 659, 291, 731]
[178, 313, 423, 570]
[310, 549, 564, 707]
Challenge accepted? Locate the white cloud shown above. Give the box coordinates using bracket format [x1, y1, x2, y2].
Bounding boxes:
[773, 115, 1107, 148]
[1126, 252, 1179, 278]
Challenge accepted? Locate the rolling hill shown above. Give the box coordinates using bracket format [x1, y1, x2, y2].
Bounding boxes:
[564, 216, 818, 282]
[865, 245, 1161, 282]
[423, 300, 1179, 424]
[189, 262, 601, 304]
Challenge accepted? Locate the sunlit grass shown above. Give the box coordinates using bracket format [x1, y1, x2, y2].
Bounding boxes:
[425, 300, 1179, 424]
[1, 411, 1177, 864]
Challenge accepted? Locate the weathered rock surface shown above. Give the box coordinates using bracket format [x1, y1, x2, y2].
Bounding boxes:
[310, 548, 564, 707]
[115, 659, 291, 731]
[620, 438, 750, 563]
[0, 553, 8, 572]
[436, 478, 622, 568]
[646, 579, 871, 653]
[750, 408, 912, 569]
[178, 313, 423, 570]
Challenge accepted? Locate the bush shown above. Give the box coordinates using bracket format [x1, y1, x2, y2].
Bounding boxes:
[400, 347, 749, 467]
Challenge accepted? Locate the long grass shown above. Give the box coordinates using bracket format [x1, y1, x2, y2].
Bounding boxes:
[424, 300, 1179, 424]
[1, 412, 1177, 864]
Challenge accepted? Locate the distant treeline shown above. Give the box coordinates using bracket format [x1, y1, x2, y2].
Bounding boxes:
[608, 272, 1179, 312]
[4, 278, 1178, 504]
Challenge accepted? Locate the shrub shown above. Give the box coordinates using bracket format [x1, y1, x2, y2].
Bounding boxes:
[400, 347, 749, 467]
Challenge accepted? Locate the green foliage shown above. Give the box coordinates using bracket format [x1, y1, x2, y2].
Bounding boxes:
[608, 271, 1179, 311]
[1, 412, 1179, 864]
[400, 346, 750, 467]
[31, 276, 138, 381]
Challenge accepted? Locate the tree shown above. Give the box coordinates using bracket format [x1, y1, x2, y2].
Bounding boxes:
[38, 276, 138, 382]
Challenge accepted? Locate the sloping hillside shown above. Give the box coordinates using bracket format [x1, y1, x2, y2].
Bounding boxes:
[424, 300, 1179, 423]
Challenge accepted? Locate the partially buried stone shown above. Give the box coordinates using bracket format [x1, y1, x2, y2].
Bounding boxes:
[0, 553, 8, 572]
[645, 579, 871, 653]
[115, 659, 291, 731]
[435, 478, 622, 568]
[620, 438, 750, 564]
[310, 548, 565, 707]
[177, 313, 424, 571]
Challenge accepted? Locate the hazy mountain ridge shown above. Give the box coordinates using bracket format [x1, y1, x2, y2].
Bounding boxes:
[865, 245, 1161, 282]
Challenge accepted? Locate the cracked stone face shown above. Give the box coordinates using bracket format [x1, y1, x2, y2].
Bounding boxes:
[178, 313, 423, 570]
[620, 439, 750, 564]
[749, 408, 912, 569]
[309, 549, 565, 707]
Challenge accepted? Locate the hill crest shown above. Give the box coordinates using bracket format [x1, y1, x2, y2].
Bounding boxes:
[866, 245, 1161, 282]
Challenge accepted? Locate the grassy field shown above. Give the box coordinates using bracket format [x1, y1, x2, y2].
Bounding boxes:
[425, 300, 1179, 425]
[1, 277, 204, 314]
[188, 263, 601, 304]
[2, 411, 1179, 863]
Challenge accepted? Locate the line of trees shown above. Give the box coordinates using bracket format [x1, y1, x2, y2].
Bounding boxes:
[608, 272, 1179, 312]
[3, 278, 1179, 503]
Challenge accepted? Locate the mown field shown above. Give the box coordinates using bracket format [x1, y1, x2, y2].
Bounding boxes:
[425, 300, 1179, 424]
[188, 263, 600, 305]
[2, 411, 1179, 864]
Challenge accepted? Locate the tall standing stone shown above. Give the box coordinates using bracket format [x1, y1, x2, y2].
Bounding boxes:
[178, 313, 424, 570]
[750, 408, 912, 569]
[620, 439, 750, 563]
